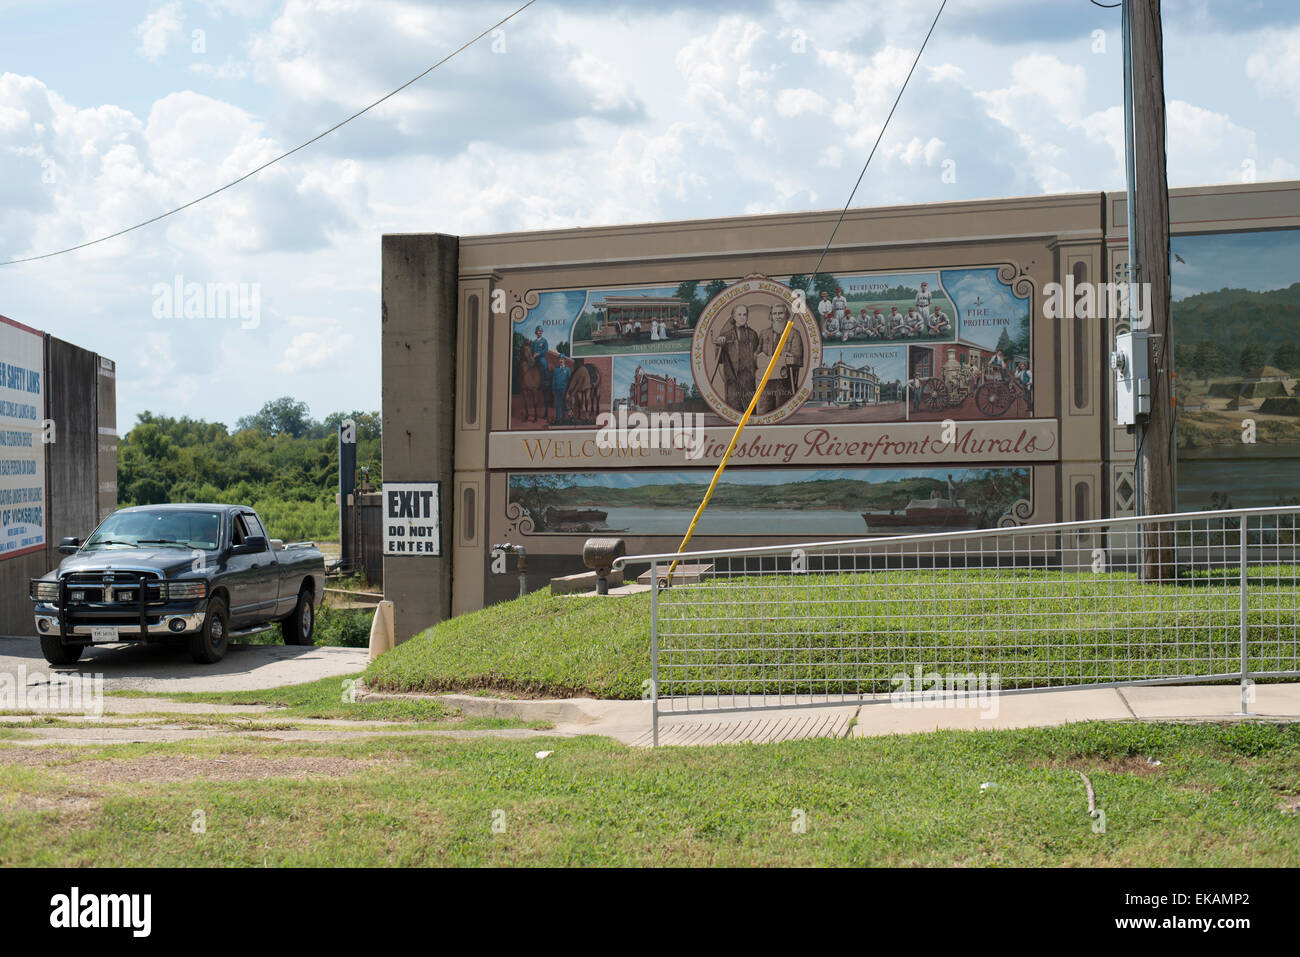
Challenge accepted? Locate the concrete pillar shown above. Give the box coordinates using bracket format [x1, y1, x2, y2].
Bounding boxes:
[381, 233, 459, 642]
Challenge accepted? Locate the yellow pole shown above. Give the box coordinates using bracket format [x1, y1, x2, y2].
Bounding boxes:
[663, 313, 799, 585]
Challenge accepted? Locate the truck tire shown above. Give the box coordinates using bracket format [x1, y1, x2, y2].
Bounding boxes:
[284, 588, 315, 646]
[39, 634, 83, 666]
[189, 596, 230, 664]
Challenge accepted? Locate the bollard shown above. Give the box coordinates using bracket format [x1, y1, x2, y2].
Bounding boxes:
[491, 543, 528, 599]
[583, 537, 626, 595]
[368, 600, 395, 661]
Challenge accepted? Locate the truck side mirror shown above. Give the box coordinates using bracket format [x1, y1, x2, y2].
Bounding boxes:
[230, 535, 268, 556]
[58, 537, 80, 555]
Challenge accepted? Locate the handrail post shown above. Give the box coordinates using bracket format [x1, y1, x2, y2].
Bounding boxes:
[650, 559, 660, 747]
[1239, 517, 1252, 716]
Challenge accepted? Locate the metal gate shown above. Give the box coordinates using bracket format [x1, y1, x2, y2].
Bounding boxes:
[615, 506, 1300, 745]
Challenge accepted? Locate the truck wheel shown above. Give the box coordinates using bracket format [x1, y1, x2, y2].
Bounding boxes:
[189, 596, 230, 664]
[284, 588, 315, 646]
[39, 634, 83, 665]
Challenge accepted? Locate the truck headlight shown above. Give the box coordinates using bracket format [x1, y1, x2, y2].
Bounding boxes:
[163, 581, 206, 600]
[30, 581, 59, 602]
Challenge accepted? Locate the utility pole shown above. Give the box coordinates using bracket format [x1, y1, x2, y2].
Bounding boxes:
[1125, 0, 1175, 578]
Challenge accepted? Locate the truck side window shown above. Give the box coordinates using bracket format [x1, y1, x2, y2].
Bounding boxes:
[243, 513, 266, 539]
[232, 515, 249, 546]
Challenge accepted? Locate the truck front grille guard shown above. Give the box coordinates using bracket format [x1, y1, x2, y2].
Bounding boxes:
[55, 571, 162, 641]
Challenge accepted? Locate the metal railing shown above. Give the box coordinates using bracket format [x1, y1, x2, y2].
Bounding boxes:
[614, 506, 1300, 746]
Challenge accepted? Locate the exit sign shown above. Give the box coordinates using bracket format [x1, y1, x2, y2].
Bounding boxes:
[383, 482, 442, 556]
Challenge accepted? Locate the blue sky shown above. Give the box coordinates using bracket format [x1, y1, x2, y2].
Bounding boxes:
[612, 353, 693, 399]
[1171, 228, 1300, 300]
[2, 0, 1299, 431]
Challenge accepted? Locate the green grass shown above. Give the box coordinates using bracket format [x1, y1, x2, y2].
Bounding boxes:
[108, 673, 451, 722]
[364, 567, 1300, 700]
[365, 588, 649, 698]
[2, 721, 1298, 866]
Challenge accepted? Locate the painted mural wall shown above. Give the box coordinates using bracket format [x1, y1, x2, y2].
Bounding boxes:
[503, 265, 1038, 536]
[1172, 227, 1300, 510]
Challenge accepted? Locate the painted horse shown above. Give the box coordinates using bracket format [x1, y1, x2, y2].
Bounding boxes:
[517, 343, 553, 422]
[565, 361, 602, 424]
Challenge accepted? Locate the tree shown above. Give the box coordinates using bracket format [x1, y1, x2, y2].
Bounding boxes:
[1273, 342, 1300, 374]
[236, 396, 314, 438]
[320, 411, 381, 441]
[508, 474, 573, 532]
[1239, 344, 1266, 376]
[702, 279, 729, 309]
[812, 273, 839, 300]
[1192, 340, 1225, 385]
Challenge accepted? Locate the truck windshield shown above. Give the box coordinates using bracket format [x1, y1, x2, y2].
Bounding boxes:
[84, 510, 223, 551]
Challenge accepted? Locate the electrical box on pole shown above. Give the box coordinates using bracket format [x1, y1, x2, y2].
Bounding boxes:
[1111, 331, 1151, 427]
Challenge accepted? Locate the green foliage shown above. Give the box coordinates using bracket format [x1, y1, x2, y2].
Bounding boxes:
[117, 404, 381, 539]
[235, 396, 313, 437]
[313, 604, 373, 648]
[1174, 283, 1300, 377]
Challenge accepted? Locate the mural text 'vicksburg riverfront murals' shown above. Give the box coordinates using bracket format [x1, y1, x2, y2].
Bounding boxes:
[505, 266, 1035, 535]
[1172, 228, 1300, 510]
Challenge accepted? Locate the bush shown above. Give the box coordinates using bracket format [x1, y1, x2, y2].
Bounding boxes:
[251, 497, 338, 541]
[314, 604, 372, 648]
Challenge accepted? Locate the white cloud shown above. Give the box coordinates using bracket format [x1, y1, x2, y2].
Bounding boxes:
[136, 2, 184, 63]
[3, 1, 1296, 432]
[1246, 26, 1300, 114]
[276, 320, 355, 373]
[190, 59, 251, 81]
[774, 88, 829, 117]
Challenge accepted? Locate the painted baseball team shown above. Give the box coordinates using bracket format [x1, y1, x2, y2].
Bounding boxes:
[817, 281, 951, 342]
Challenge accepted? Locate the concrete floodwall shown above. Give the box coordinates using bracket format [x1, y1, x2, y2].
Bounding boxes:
[0, 323, 114, 637]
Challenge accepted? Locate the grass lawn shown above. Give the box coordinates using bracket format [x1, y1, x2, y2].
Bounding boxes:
[2, 721, 1298, 866]
[102, 674, 550, 729]
[107, 673, 450, 721]
[363, 568, 1300, 700]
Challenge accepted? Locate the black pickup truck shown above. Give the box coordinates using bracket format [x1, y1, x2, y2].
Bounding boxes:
[29, 503, 325, 665]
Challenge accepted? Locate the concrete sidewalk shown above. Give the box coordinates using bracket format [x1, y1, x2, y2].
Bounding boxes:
[0, 635, 367, 693]
[405, 683, 1300, 746]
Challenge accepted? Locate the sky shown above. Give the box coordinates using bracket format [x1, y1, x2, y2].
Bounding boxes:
[2, 0, 1299, 432]
[1170, 228, 1300, 300]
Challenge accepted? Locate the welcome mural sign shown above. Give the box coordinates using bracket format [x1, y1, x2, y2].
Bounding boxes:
[501, 265, 1040, 536]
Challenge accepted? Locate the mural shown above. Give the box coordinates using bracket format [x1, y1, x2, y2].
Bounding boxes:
[509, 265, 1034, 431]
[507, 466, 1032, 536]
[689, 276, 819, 425]
[1172, 228, 1300, 510]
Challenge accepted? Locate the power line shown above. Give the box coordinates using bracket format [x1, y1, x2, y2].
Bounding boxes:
[808, 0, 948, 278]
[662, 0, 947, 585]
[1, 0, 538, 267]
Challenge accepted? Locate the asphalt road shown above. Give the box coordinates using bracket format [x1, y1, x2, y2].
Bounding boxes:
[0, 635, 368, 693]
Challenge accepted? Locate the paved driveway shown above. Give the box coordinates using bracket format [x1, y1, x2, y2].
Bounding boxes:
[0, 635, 368, 693]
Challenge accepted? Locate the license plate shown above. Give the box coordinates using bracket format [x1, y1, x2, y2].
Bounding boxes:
[90, 626, 118, 642]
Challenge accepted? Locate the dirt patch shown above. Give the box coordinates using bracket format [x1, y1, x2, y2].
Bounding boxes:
[0, 747, 76, 768]
[1279, 795, 1300, 814]
[64, 755, 384, 785]
[1040, 756, 1165, 777]
[22, 794, 102, 814]
[1177, 782, 1222, 794]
